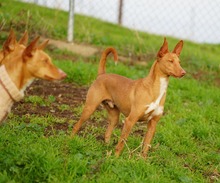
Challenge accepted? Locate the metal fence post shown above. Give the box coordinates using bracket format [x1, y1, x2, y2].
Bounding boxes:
[118, 0, 123, 25]
[67, 0, 75, 43]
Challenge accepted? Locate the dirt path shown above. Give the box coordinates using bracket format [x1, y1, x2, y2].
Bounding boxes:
[11, 80, 89, 135]
[47, 38, 146, 64]
[13, 80, 87, 118]
[48, 39, 98, 57]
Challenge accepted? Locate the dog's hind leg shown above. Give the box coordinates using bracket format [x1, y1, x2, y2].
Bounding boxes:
[72, 87, 103, 136]
[104, 107, 120, 143]
[72, 105, 96, 136]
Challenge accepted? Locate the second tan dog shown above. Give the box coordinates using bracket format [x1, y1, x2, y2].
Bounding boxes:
[0, 30, 67, 123]
[72, 38, 186, 158]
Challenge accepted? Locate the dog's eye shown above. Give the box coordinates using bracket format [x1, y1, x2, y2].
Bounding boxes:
[44, 59, 48, 63]
[168, 60, 173, 63]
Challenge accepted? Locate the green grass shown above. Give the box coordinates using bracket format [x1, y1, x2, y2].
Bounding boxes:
[24, 95, 56, 106]
[0, 0, 220, 182]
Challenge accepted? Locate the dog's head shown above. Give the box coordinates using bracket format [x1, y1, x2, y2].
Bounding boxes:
[22, 37, 67, 81]
[157, 38, 186, 78]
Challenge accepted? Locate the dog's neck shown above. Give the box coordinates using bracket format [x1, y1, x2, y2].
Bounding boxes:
[3, 59, 34, 93]
[145, 60, 169, 85]
[0, 65, 24, 101]
[141, 60, 169, 104]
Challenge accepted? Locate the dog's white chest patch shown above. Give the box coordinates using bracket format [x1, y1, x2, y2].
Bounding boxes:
[145, 78, 168, 120]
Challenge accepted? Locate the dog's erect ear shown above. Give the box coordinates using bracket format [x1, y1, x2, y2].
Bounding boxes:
[3, 29, 17, 54]
[23, 36, 40, 57]
[157, 37, 169, 58]
[172, 40, 183, 57]
[18, 30, 28, 46]
[38, 39, 49, 50]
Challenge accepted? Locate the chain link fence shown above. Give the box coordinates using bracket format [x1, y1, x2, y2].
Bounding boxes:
[21, 0, 220, 44]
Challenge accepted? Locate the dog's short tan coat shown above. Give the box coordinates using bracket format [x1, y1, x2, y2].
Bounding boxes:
[72, 38, 186, 158]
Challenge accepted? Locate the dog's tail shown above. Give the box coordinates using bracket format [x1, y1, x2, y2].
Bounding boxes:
[98, 47, 118, 75]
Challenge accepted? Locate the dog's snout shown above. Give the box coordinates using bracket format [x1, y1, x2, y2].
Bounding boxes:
[182, 70, 186, 76]
[59, 69, 67, 79]
[181, 69, 186, 76]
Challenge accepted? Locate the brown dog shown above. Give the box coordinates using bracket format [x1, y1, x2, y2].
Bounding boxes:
[0, 30, 67, 123]
[72, 38, 186, 158]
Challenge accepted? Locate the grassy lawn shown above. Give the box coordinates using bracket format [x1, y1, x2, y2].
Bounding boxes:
[0, 0, 220, 182]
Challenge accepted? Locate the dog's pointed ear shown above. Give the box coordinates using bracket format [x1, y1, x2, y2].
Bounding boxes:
[23, 36, 40, 57]
[18, 30, 28, 46]
[172, 40, 183, 57]
[3, 29, 17, 54]
[157, 37, 169, 58]
[38, 39, 49, 50]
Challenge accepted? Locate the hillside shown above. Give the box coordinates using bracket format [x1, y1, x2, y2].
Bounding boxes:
[0, 0, 219, 182]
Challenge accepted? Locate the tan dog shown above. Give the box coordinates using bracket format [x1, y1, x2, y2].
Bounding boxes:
[0, 30, 67, 123]
[72, 38, 186, 158]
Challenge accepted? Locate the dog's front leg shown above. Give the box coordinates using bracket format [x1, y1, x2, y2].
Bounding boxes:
[115, 113, 139, 157]
[142, 116, 161, 158]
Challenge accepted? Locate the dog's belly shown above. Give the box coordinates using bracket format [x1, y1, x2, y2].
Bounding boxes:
[104, 99, 163, 122]
[115, 105, 131, 117]
[102, 99, 131, 116]
[119, 108, 131, 117]
[109, 98, 132, 117]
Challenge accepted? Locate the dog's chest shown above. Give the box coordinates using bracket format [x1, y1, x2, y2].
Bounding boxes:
[144, 78, 168, 121]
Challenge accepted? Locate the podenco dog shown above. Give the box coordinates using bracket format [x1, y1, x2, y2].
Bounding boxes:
[0, 30, 67, 123]
[72, 38, 186, 158]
